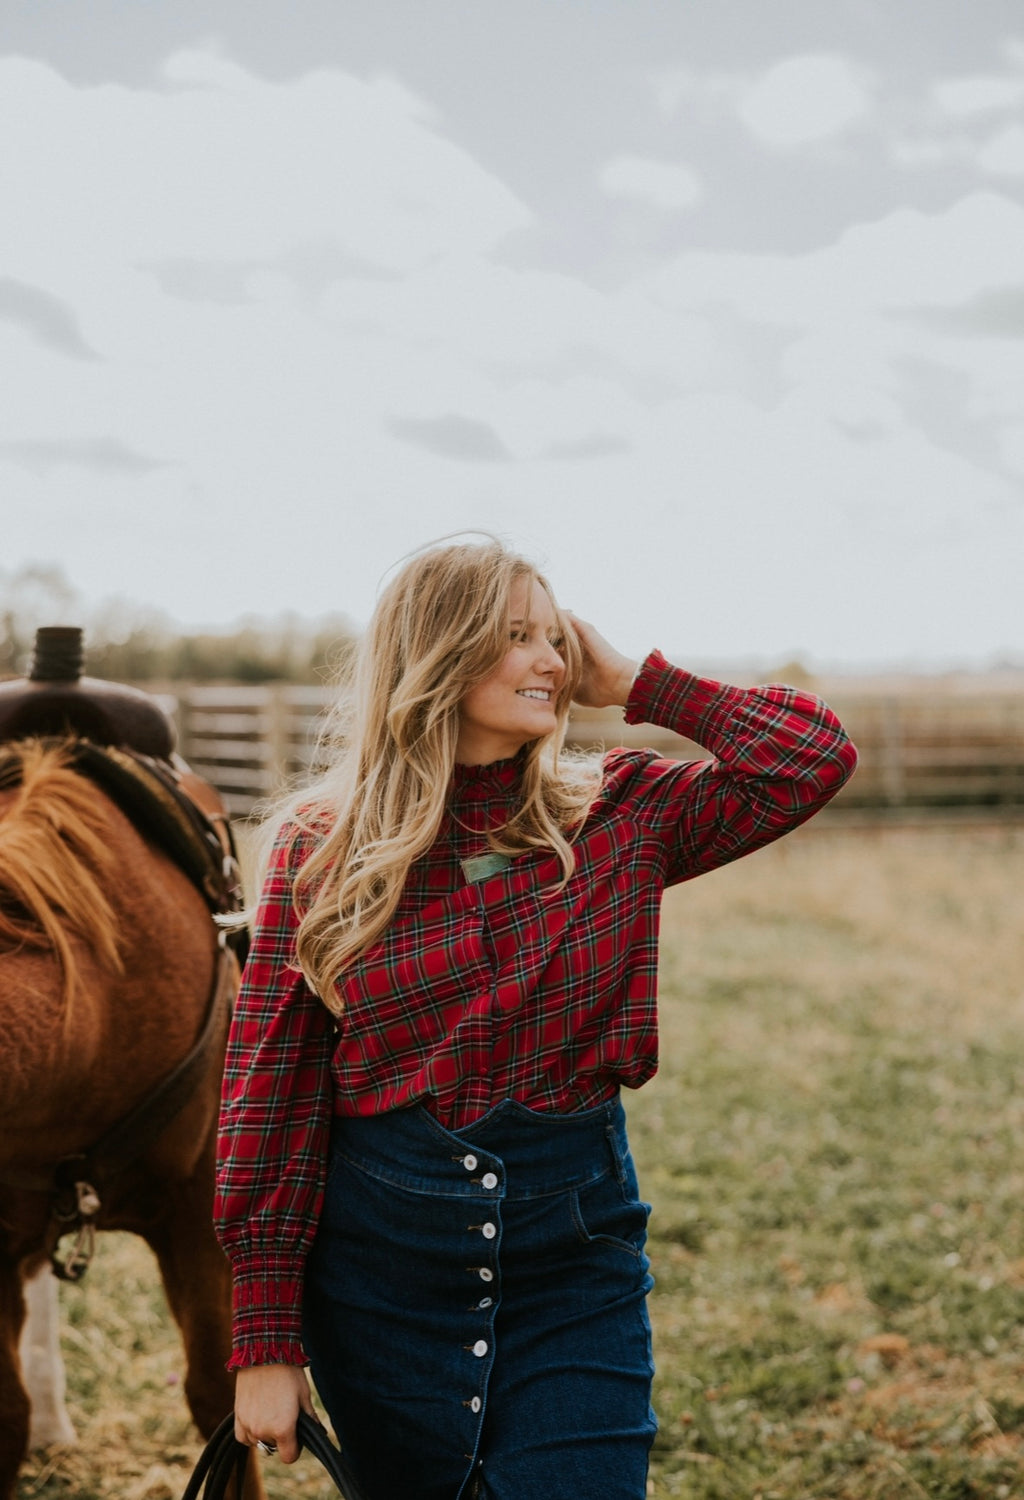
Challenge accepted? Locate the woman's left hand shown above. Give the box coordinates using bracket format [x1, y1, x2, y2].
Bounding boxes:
[568, 614, 639, 709]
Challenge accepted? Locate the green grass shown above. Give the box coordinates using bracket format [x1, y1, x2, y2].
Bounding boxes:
[633, 824, 1024, 1498]
[15, 826, 1024, 1499]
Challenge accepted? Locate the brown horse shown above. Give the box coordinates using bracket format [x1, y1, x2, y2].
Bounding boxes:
[0, 739, 260, 1498]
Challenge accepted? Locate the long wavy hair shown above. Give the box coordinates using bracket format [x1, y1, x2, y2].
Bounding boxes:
[264, 539, 600, 1012]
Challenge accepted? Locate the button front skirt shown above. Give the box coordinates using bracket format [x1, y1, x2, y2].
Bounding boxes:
[302, 1095, 656, 1500]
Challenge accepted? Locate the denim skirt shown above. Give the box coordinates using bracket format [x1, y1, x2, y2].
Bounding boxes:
[302, 1094, 656, 1500]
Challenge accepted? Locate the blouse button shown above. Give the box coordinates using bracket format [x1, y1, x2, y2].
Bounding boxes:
[481, 1222, 497, 1239]
[472, 1340, 488, 1357]
[462, 1154, 478, 1171]
[481, 1172, 498, 1189]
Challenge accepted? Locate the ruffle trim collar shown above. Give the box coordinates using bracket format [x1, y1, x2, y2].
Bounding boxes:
[450, 751, 524, 798]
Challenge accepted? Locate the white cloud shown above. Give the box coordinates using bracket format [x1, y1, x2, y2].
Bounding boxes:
[321, 256, 716, 387]
[891, 59, 1024, 177]
[930, 73, 1024, 118]
[647, 194, 1024, 323]
[889, 136, 962, 170]
[517, 387, 1024, 666]
[630, 189, 1024, 578]
[736, 54, 875, 149]
[651, 67, 696, 120]
[491, 376, 646, 461]
[598, 154, 703, 211]
[999, 424, 1024, 475]
[0, 52, 530, 292]
[650, 66, 737, 122]
[890, 123, 1024, 180]
[977, 123, 1024, 175]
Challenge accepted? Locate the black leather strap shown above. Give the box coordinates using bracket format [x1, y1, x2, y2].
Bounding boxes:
[181, 1414, 242, 1500]
[296, 1411, 370, 1499]
[181, 1411, 369, 1500]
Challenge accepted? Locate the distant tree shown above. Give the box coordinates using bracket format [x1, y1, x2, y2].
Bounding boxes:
[0, 563, 81, 676]
[0, 564, 357, 684]
[157, 614, 355, 683]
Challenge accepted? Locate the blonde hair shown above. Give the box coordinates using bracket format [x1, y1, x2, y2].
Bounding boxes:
[266, 538, 599, 1012]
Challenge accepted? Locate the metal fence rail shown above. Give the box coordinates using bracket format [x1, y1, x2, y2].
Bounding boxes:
[161, 682, 1024, 822]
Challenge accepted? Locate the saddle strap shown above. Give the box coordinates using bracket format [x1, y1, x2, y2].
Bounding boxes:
[0, 942, 236, 1276]
[70, 740, 245, 919]
[65, 940, 237, 1185]
[48, 940, 237, 1281]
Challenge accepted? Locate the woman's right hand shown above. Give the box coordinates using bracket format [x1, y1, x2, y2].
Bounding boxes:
[567, 613, 638, 709]
[234, 1363, 317, 1465]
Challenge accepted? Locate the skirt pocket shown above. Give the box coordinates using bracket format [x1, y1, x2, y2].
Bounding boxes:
[569, 1168, 650, 1258]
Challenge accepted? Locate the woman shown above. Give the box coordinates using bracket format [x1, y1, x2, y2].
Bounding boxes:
[214, 538, 856, 1499]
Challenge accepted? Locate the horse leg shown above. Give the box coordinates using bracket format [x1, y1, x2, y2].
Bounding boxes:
[145, 1208, 235, 1428]
[19, 1264, 76, 1447]
[143, 1169, 265, 1500]
[0, 1258, 31, 1500]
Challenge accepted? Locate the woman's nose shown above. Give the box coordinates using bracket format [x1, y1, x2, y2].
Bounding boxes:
[539, 639, 565, 674]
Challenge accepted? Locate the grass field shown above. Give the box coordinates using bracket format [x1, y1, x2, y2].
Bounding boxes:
[15, 825, 1024, 1499]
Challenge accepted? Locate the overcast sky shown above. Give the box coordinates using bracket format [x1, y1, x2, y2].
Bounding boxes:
[2, 0, 1022, 670]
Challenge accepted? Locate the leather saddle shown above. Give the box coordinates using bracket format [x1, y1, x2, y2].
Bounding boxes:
[0, 632, 249, 958]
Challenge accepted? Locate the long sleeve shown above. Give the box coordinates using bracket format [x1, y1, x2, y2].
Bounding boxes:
[214, 654, 857, 1214]
[214, 823, 335, 1368]
[616, 650, 857, 883]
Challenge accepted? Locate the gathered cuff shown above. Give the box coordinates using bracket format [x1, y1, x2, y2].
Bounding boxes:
[226, 1254, 309, 1371]
[622, 649, 665, 722]
[227, 1339, 310, 1371]
[624, 649, 730, 728]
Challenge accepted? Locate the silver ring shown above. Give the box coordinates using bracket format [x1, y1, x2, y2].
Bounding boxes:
[255, 1440, 277, 1456]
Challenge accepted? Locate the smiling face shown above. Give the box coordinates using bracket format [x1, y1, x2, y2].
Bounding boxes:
[455, 575, 567, 765]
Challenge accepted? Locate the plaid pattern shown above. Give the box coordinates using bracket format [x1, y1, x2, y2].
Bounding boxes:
[215, 651, 856, 1366]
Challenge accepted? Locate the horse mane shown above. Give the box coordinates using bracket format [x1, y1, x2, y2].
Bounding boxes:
[0, 740, 123, 1004]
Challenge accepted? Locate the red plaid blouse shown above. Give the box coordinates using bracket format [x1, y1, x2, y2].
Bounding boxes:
[215, 651, 856, 1367]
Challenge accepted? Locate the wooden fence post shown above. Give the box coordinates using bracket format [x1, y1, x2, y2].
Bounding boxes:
[263, 685, 292, 799]
[880, 698, 906, 807]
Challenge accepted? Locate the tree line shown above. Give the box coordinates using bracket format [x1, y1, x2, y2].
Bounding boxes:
[1, 564, 356, 684]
